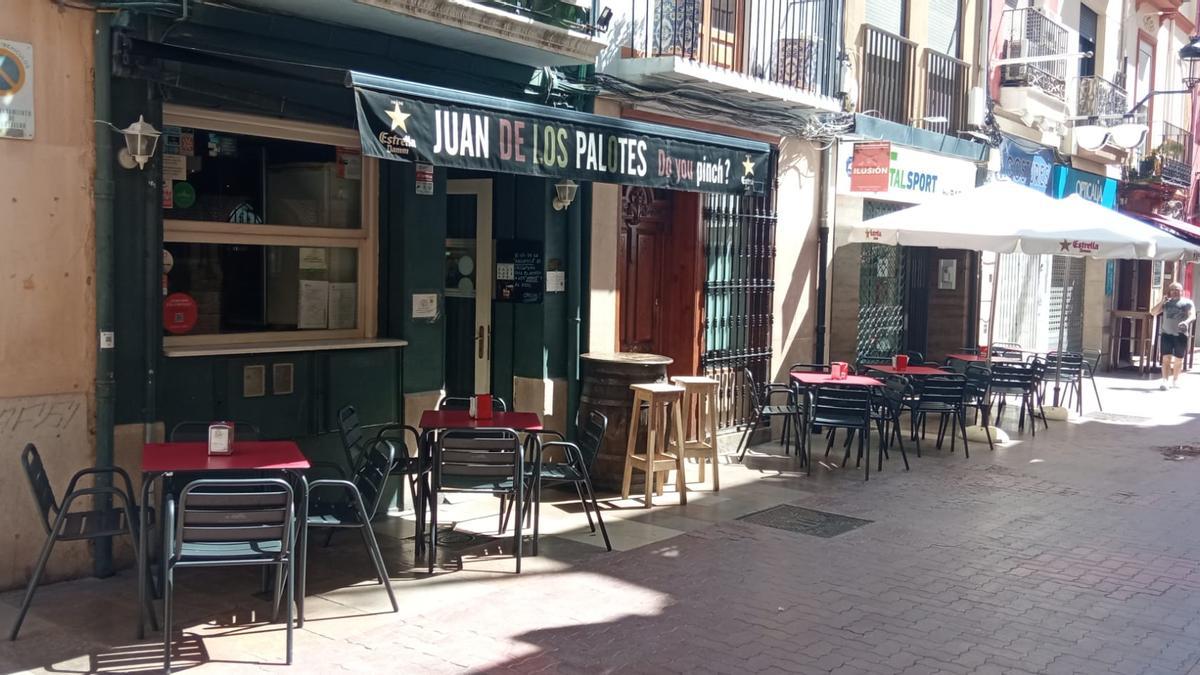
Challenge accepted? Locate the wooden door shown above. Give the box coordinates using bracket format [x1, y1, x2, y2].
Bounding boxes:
[618, 187, 673, 353]
[703, 0, 744, 70]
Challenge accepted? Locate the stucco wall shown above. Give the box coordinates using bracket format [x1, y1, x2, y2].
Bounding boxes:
[0, 1, 97, 590]
[770, 138, 821, 381]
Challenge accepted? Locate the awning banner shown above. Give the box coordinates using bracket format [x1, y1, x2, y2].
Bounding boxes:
[354, 86, 768, 194]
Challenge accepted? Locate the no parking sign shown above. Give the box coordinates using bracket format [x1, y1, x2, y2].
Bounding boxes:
[0, 40, 34, 140]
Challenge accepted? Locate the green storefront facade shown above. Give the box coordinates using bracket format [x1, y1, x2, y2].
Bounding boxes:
[106, 4, 769, 494]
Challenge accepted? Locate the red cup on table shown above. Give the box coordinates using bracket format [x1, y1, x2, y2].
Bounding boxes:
[469, 394, 494, 419]
[979, 345, 989, 359]
[894, 354, 909, 371]
[831, 361, 848, 379]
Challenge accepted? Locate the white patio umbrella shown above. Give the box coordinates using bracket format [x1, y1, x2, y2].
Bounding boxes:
[840, 179, 1200, 414]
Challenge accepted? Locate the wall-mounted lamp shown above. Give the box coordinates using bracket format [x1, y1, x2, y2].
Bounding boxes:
[1181, 35, 1200, 89]
[595, 6, 613, 33]
[118, 115, 161, 170]
[553, 179, 578, 211]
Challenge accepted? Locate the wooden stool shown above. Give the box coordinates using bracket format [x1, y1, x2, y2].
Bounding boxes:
[671, 376, 720, 491]
[622, 383, 687, 508]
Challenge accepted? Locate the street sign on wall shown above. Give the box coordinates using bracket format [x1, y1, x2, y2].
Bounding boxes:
[0, 39, 33, 140]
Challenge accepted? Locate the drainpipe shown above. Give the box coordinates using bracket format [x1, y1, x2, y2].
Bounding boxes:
[93, 12, 116, 578]
[814, 145, 834, 363]
[566, 186, 585, 439]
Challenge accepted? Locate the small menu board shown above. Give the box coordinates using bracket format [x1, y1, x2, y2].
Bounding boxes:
[495, 239, 544, 304]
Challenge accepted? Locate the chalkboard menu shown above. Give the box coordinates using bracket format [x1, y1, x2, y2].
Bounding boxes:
[495, 239, 544, 304]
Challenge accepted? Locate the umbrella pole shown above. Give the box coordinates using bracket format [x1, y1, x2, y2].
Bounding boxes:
[986, 253, 1001, 366]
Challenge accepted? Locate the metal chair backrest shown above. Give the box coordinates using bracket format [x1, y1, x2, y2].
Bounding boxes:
[352, 435, 396, 520]
[743, 367, 764, 411]
[914, 375, 967, 406]
[437, 396, 509, 412]
[174, 478, 294, 557]
[788, 363, 830, 373]
[336, 405, 369, 469]
[904, 350, 925, 365]
[878, 379, 908, 414]
[811, 386, 872, 426]
[437, 429, 522, 489]
[577, 410, 609, 471]
[1045, 352, 1085, 377]
[964, 365, 991, 400]
[20, 444, 59, 534]
[991, 362, 1037, 391]
[169, 421, 261, 443]
[1082, 348, 1103, 373]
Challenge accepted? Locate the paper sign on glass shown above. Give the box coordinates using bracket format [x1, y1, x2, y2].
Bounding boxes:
[298, 280, 330, 329]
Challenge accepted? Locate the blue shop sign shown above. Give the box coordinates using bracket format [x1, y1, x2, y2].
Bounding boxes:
[999, 137, 1053, 193]
[1050, 165, 1118, 208]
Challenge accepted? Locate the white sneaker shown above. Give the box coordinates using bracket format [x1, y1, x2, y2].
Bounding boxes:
[1160, 382, 1169, 390]
[1172, 381, 1181, 389]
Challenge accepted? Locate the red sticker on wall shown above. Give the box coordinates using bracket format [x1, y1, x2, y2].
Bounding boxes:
[163, 292, 198, 334]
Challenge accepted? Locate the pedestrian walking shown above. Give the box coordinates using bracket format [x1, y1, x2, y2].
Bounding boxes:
[1151, 282, 1195, 389]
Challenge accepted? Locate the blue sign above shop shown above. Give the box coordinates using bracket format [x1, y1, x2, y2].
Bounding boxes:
[1050, 165, 1118, 208]
[999, 137, 1053, 193]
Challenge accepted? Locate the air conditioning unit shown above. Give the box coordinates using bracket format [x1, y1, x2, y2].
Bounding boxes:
[968, 86, 986, 127]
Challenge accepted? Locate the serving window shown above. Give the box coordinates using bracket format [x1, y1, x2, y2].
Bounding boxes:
[162, 106, 377, 347]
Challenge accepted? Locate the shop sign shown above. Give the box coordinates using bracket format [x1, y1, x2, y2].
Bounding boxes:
[1050, 165, 1117, 208]
[0, 39, 34, 140]
[999, 137, 1053, 193]
[837, 141, 977, 204]
[849, 142, 890, 192]
[355, 87, 768, 195]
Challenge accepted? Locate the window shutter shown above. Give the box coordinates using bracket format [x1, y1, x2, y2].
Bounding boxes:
[927, 0, 960, 56]
[865, 0, 905, 36]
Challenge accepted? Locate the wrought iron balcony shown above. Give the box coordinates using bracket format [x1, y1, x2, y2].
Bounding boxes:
[635, 0, 843, 98]
[477, 0, 600, 33]
[1128, 121, 1194, 189]
[921, 49, 969, 135]
[1076, 76, 1127, 124]
[1159, 121, 1193, 188]
[1000, 7, 1068, 101]
[859, 25, 916, 125]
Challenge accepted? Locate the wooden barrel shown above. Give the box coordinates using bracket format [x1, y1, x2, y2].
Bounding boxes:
[579, 352, 672, 491]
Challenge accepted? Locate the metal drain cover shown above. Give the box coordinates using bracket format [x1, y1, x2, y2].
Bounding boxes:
[739, 505, 872, 538]
[1155, 444, 1200, 461]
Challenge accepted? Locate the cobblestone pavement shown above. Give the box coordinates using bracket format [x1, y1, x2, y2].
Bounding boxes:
[4, 373, 1200, 674]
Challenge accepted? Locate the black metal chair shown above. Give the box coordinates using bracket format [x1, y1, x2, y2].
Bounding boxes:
[1044, 352, 1088, 413]
[905, 375, 970, 458]
[336, 405, 424, 512]
[162, 478, 296, 672]
[735, 368, 803, 462]
[168, 421, 261, 443]
[854, 355, 893, 375]
[9, 444, 150, 641]
[904, 350, 925, 365]
[520, 411, 612, 551]
[811, 385, 874, 480]
[963, 365, 995, 451]
[428, 429, 525, 573]
[299, 436, 399, 622]
[990, 362, 1045, 435]
[870, 378, 910, 473]
[1080, 348, 1104, 411]
[786, 363, 830, 451]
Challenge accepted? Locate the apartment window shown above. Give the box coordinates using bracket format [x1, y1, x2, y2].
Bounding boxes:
[928, 0, 960, 56]
[865, 0, 905, 36]
[1078, 5, 1098, 77]
[162, 106, 377, 348]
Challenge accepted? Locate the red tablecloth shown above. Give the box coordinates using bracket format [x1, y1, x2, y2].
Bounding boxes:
[141, 440, 310, 473]
[868, 365, 950, 376]
[790, 372, 883, 387]
[418, 410, 543, 431]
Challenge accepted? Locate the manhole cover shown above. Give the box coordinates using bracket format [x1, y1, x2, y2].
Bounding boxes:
[738, 505, 872, 538]
[1155, 444, 1200, 461]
